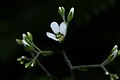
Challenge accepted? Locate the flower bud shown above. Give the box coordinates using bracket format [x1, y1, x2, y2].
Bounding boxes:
[16, 39, 22, 45]
[22, 39, 30, 46]
[110, 74, 119, 79]
[58, 6, 65, 18]
[22, 33, 27, 40]
[105, 72, 109, 75]
[67, 7, 74, 22]
[27, 32, 33, 42]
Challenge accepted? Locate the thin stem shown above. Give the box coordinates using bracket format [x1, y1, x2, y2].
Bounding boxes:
[30, 52, 52, 77]
[62, 51, 73, 69]
[73, 64, 101, 69]
[61, 51, 76, 80]
[72, 61, 110, 76]
[30, 42, 55, 78]
[62, 15, 66, 23]
[32, 43, 42, 52]
[101, 65, 109, 74]
[101, 58, 109, 66]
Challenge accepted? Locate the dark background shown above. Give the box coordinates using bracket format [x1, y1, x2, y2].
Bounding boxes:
[0, 0, 120, 80]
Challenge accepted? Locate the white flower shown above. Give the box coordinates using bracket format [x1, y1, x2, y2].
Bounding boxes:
[46, 22, 67, 42]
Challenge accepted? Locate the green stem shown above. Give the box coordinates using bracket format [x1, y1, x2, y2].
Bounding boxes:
[73, 62, 110, 76]
[61, 51, 76, 80]
[62, 15, 66, 23]
[101, 65, 109, 75]
[32, 43, 42, 52]
[101, 58, 110, 66]
[30, 52, 52, 77]
[73, 64, 101, 69]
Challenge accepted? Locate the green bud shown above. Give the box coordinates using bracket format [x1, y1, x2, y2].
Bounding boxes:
[58, 6, 65, 18]
[31, 61, 35, 67]
[109, 45, 118, 61]
[25, 62, 31, 68]
[110, 74, 119, 80]
[25, 60, 35, 68]
[27, 32, 33, 42]
[67, 7, 74, 22]
[22, 33, 27, 40]
[20, 61, 24, 64]
[22, 39, 30, 46]
[17, 58, 22, 61]
[23, 44, 34, 52]
[16, 39, 22, 45]
[21, 56, 27, 59]
[111, 45, 118, 53]
[105, 45, 119, 65]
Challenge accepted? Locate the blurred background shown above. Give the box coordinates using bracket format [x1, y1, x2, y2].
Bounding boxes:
[0, 0, 120, 80]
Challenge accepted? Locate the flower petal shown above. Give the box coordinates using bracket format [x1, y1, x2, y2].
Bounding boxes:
[60, 22, 67, 36]
[50, 22, 59, 34]
[46, 32, 59, 41]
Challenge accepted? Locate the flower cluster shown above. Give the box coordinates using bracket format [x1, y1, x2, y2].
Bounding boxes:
[46, 7, 74, 42]
[16, 6, 120, 80]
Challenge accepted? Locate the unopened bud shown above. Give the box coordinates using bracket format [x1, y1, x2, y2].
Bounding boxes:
[27, 32, 33, 42]
[67, 7, 74, 22]
[105, 72, 109, 75]
[22, 33, 27, 40]
[58, 6, 65, 18]
[22, 40, 30, 46]
[16, 39, 22, 45]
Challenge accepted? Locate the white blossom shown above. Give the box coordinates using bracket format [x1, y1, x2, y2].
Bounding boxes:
[46, 22, 67, 42]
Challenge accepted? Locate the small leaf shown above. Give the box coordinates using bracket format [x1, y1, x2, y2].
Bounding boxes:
[16, 39, 22, 45]
[77, 67, 88, 71]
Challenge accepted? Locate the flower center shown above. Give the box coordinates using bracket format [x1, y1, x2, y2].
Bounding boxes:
[56, 33, 64, 42]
